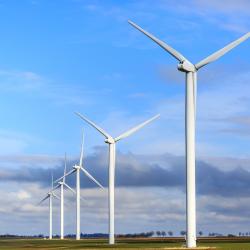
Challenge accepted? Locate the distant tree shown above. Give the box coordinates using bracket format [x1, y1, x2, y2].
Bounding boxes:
[198, 231, 203, 236]
[239, 232, 242, 236]
[180, 231, 186, 236]
[139, 232, 146, 237]
[209, 232, 216, 237]
[168, 231, 173, 237]
[161, 231, 166, 237]
[156, 231, 161, 237]
[145, 231, 154, 237]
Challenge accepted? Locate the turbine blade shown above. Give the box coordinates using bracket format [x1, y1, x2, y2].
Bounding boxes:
[195, 32, 250, 69]
[64, 183, 76, 194]
[75, 112, 111, 139]
[80, 196, 87, 203]
[52, 193, 60, 200]
[63, 153, 67, 182]
[128, 20, 187, 63]
[54, 168, 76, 183]
[51, 184, 60, 192]
[38, 194, 50, 205]
[79, 131, 84, 168]
[51, 172, 53, 189]
[80, 167, 104, 189]
[63, 183, 86, 202]
[193, 72, 197, 121]
[115, 114, 160, 142]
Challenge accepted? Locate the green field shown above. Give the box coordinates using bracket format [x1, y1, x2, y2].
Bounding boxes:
[0, 238, 250, 250]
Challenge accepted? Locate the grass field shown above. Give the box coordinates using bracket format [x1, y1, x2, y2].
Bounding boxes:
[0, 238, 250, 250]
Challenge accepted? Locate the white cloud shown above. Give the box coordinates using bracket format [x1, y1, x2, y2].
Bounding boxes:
[16, 190, 31, 200]
[0, 130, 37, 154]
[2, 182, 250, 235]
[0, 69, 98, 107]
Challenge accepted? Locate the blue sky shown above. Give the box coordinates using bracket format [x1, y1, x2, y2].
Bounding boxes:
[0, 0, 250, 236]
[0, 0, 249, 157]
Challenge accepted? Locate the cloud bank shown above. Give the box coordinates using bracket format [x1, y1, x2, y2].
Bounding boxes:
[1, 147, 250, 198]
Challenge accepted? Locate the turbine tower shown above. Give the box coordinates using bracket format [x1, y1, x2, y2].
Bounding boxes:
[38, 173, 59, 240]
[128, 20, 250, 248]
[52, 153, 76, 239]
[75, 112, 160, 244]
[55, 131, 104, 240]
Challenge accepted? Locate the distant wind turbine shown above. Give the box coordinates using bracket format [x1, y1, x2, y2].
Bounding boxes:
[52, 153, 76, 239]
[128, 20, 250, 248]
[55, 131, 104, 240]
[75, 112, 160, 244]
[38, 173, 59, 240]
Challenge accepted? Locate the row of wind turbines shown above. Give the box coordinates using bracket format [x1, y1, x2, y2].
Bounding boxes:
[39, 20, 250, 248]
[39, 112, 160, 242]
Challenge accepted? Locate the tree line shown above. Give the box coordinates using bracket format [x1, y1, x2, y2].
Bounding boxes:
[1, 231, 247, 238]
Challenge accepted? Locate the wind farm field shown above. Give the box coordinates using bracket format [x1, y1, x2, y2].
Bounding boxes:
[1, 238, 250, 250]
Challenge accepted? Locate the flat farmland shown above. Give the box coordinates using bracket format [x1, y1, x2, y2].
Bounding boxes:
[0, 237, 250, 250]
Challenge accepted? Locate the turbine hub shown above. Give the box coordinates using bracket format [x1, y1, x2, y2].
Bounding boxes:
[105, 137, 115, 144]
[177, 61, 196, 73]
[73, 165, 81, 170]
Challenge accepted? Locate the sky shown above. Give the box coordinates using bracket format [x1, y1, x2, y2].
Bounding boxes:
[0, 0, 250, 236]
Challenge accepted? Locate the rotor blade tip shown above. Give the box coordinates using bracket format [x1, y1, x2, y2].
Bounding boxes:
[195, 31, 250, 69]
[128, 20, 137, 27]
[151, 114, 160, 120]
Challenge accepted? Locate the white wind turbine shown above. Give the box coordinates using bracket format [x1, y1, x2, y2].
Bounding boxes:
[75, 112, 160, 244]
[55, 132, 104, 240]
[38, 173, 60, 240]
[52, 153, 76, 239]
[128, 20, 250, 248]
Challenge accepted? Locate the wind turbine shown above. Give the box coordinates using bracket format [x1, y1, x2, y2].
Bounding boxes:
[38, 173, 60, 240]
[52, 153, 76, 239]
[55, 132, 104, 240]
[75, 112, 160, 244]
[128, 20, 250, 248]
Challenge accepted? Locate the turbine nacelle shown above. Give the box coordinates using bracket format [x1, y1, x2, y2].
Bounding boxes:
[177, 61, 196, 73]
[73, 165, 81, 170]
[105, 137, 115, 144]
